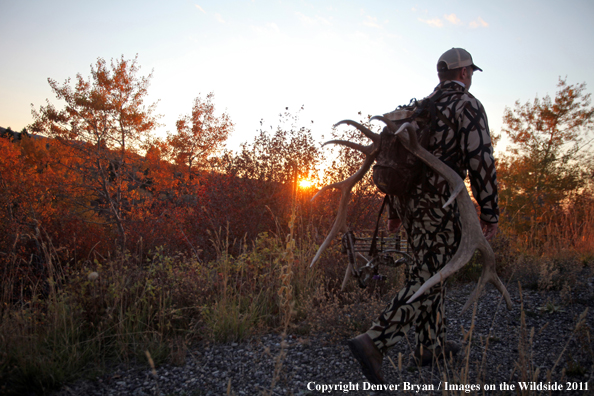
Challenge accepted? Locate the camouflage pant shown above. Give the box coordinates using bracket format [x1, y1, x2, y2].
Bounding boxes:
[366, 190, 461, 354]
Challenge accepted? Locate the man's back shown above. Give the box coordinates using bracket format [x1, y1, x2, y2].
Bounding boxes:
[420, 80, 499, 225]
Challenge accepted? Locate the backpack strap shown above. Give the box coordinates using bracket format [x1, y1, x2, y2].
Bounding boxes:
[386, 194, 399, 219]
[368, 195, 389, 256]
[419, 89, 458, 132]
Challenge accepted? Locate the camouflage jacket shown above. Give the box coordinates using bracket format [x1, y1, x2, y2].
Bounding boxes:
[422, 80, 499, 224]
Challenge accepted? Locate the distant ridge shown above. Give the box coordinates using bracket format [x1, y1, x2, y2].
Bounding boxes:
[0, 126, 45, 141]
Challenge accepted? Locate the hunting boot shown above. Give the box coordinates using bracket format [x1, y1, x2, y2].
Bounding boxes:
[347, 334, 385, 384]
[414, 341, 461, 366]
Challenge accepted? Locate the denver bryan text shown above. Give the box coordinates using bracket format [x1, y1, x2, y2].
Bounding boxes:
[306, 382, 435, 393]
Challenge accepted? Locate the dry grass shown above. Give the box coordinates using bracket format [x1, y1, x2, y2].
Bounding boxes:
[0, 214, 324, 395]
[1, 204, 593, 395]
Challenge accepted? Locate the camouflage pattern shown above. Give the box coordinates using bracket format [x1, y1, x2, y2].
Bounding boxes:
[366, 81, 499, 354]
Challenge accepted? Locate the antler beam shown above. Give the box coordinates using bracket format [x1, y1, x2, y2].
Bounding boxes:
[386, 121, 512, 312]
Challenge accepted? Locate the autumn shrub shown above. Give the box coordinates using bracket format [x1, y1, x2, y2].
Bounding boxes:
[489, 187, 594, 296]
[493, 189, 594, 294]
[491, 235, 592, 299]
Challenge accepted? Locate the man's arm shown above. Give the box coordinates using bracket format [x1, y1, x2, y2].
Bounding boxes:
[459, 97, 500, 226]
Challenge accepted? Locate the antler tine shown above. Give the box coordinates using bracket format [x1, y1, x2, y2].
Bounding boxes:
[387, 122, 512, 312]
[460, 253, 513, 312]
[323, 140, 375, 156]
[309, 153, 378, 267]
[370, 115, 399, 132]
[334, 120, 380, 144]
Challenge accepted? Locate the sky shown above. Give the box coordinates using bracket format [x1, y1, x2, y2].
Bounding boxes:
[1, 0, 593, 154]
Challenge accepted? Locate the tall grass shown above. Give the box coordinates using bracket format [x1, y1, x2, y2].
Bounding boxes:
[0, 200, 592, 395]
[500, 190, 594, 260]
[0, 212, 325, 394]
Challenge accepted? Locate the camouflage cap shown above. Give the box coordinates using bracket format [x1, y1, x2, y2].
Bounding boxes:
[437, 48, 482, 72]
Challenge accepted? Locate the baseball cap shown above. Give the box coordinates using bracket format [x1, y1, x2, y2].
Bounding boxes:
[437, 48, 483, 72]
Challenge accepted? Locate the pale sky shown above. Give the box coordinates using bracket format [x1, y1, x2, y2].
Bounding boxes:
[1, 0, 593, 153]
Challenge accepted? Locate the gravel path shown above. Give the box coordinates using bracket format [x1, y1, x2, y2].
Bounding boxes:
[54, 281, 594, 396]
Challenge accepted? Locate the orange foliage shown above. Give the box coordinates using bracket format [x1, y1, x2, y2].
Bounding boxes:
[30, 55, 158, 251]
[497, 78, 594, 252]
[167, 92, 233, 178]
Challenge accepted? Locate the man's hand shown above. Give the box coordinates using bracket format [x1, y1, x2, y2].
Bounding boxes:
[480, 220, 498, 241]
[388, 218, 402, 233]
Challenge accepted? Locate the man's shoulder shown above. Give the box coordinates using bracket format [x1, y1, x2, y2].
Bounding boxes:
[463, 94, 486, 113]
[440, 88, 484, 113]
[430, 84, 487, 123]
[431, 82, 466, 104]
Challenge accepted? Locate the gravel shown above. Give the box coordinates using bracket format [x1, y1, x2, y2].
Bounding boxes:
[53, 280, 594, 396]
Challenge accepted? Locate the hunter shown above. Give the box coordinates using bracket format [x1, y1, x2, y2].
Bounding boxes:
[347, 48, 500, 384]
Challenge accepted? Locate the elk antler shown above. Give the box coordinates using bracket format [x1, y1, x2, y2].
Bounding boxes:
[311, 115, 512, 313]
[309, 120, 380, 289]
[378, 119, 512, 312]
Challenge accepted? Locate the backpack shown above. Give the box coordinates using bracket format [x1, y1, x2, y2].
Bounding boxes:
[367, 89, 459, 257]
[372, 89, 457, 198]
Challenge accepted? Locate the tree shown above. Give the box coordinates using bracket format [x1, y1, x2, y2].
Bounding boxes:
[497, 78, 594, 242]
[219, 107, 322, 237]
[226, 107, 321, 186]
[167, 92, 233, 178]
[30, 55, 158, 251]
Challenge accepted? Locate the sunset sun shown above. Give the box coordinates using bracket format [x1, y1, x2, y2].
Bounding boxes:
[298, 179, 314, 189]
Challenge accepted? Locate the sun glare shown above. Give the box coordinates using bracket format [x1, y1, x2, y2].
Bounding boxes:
[298, 179, 314, 189]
